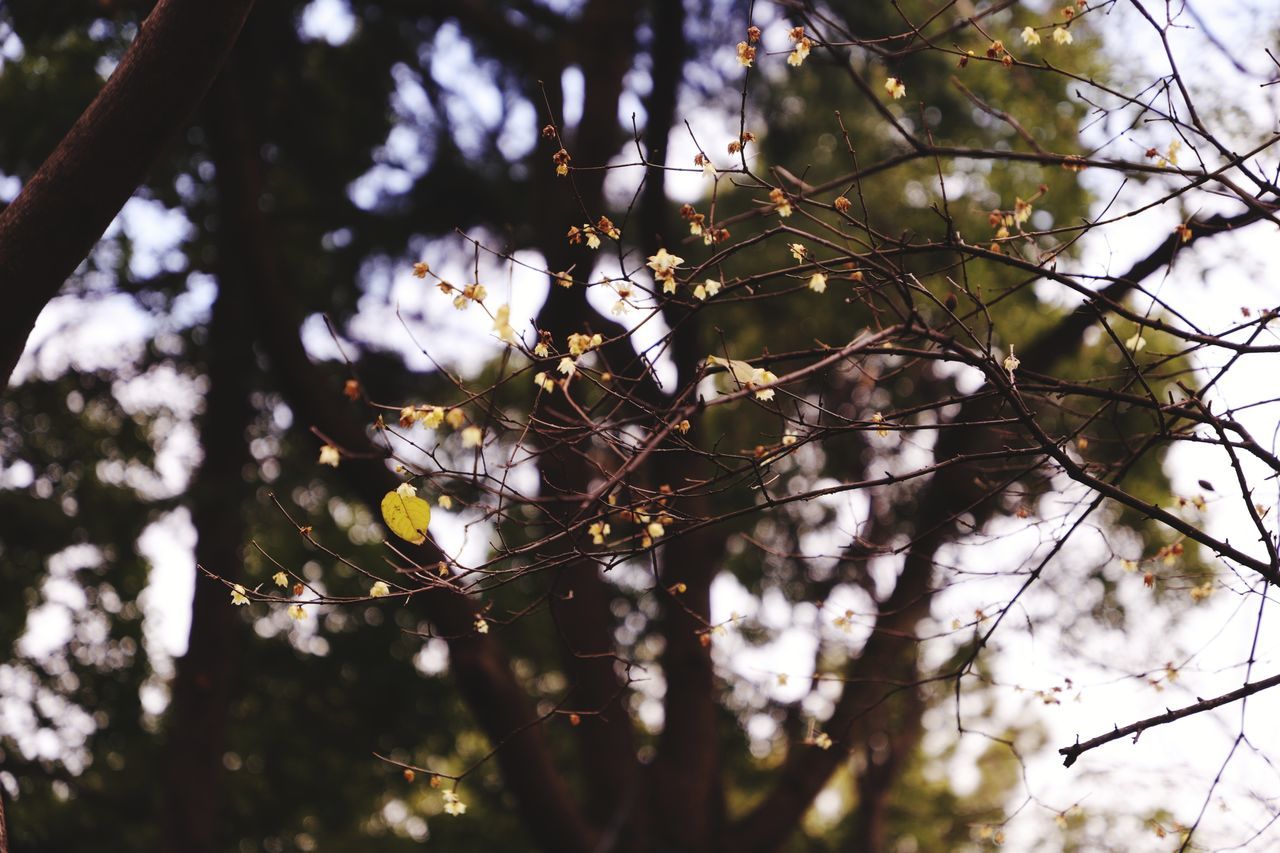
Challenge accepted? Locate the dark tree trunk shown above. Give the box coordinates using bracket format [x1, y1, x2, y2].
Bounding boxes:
[0, 0, 257, 389]
[157, 70, 259, 853]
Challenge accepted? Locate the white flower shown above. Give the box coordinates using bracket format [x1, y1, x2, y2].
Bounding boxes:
[1052, 26, 1072, 45]
[1021, 26, 1041, 46]
[753, 369, 778, 401]
[885, 76, 906, 99]
[807, 272, 827, 293]
[557, 357, 577, 377]
[230, 584, 250, 606]
[396, 482, 416, 498]
[473, 616, 489, 635]
[1124, 333, 1147, 352]
[318, 445, 341, 467]
[370, 581, 390, 598]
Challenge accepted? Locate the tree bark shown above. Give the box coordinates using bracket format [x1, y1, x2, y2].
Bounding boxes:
[0, 0, 257, 389]
[0, 785, 8, 853]
[157, 70, 258, 853]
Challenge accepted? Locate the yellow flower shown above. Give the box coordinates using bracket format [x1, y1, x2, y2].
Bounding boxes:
[884, 76, 906, 99]
[789, 242, 807, 261]
[554, 270, 574, 288]
[445, 408, 466, 429]
[272, 572, 289, 588]
[443, 790, 467, 816]
[421, 406, 445, 429]
[370, 581, 390, 598]
[812, 731, 833, 750]
[230, 584, 250, 606]
[807, 272, 827, 293]
[646, 248, 684, 278]
[1014, 197, 1032, 225]
[567, 332, 602, 356]
[318, 445, 341, 467]
[769, 187, 793, 217]
[557, 357, 577, 377]
[782, 432, 798, 446]
[492, 303, 516, 343]
[871, 412, 889, 438]
[736, 41, 755, 67]
[589, 521, 611, 545]
[438, 495, 453, 510]
[1002, 346, 1020, 382]
[396, 482, 416, 498]
[412, 261, 430, 278]
[534, 371, 555, 393]
[473, 616, 489, 635]
[1021, 26, 1041, 46]
[533, 341, 550, 358]
[461, 425, 483, 448]
[287, 603, 307, 621]
[1124, 333, 1147, 353]
[647, 521, 666, 539]
[787, 38, 811, 67]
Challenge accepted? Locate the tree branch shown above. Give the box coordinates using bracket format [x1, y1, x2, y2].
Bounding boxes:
[208, 63, 597, 853]
[1060, 671, 1280, 767]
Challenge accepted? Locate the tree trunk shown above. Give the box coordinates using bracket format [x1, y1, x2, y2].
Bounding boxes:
[157, 71, 257, 853]
[0, 0, 257, 389]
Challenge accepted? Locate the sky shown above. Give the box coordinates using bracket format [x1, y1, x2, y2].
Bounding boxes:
[5, 0, 1280, 848]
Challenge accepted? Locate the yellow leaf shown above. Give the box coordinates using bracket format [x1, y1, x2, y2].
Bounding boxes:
[381, 490, 432, 544]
